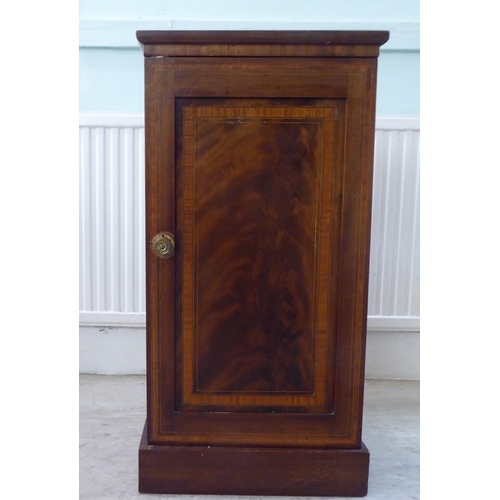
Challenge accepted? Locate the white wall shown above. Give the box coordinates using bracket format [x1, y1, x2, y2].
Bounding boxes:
[80, 327, 420, 380]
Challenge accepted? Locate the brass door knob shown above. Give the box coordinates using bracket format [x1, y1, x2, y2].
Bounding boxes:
[152, 232, 175, 258]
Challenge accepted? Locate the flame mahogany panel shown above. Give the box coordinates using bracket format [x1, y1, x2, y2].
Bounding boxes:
[176, 102, 341, 412]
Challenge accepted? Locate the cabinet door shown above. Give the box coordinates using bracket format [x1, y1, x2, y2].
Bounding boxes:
[145, 57, 377, 448]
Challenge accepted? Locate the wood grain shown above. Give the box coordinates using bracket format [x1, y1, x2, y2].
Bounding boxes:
[194, 114, 320, 394]
[137, 30, 390, 46]
[175, 104, 339, 412]
[137, 30, 389, 58]
[139, 421, 370, 496]
[145, 51, 380, 446]
[139, 29, 388, 496]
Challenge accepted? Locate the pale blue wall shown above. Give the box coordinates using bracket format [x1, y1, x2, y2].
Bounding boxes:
[80, 0, 419, 23]
[79, 0, 419, 115]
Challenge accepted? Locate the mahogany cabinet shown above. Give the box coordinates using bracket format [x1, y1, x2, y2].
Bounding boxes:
[136, 30, 389, 497]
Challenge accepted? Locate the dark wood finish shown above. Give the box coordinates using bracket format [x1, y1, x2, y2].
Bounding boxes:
[177, 101, 339, 414]
[137, 30, 390, 46]
[139, 30, 388, 496]
[139, 422, 370, 497]
[137, 30, 389, 57]
[147, 57, 374, 448]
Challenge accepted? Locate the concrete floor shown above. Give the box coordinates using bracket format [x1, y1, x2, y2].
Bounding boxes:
[80, 375, 419, 500]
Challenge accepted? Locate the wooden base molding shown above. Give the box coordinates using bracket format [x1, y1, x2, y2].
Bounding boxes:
[138, 422, 370, 497]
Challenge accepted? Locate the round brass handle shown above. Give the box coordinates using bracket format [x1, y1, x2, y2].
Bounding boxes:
[152, 232, 175, 258]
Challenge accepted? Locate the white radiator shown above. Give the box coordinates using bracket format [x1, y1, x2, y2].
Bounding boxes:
[79, 114, 420, 332]
[369, 118, 420, 331]
[79, 115, 146, 326]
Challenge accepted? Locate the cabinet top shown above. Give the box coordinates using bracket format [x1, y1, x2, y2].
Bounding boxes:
[136, 30, 389, 58]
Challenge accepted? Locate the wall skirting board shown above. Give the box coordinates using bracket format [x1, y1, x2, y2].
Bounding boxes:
[79, 114, 420, 379]
[79, 326, 419, 380]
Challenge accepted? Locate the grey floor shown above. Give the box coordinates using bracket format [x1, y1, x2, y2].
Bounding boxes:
[80, 375, 419, 500]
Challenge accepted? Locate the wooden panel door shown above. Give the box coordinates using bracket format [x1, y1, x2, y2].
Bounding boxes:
[144, 56, 377, 448]
[177, 102, 339, 414]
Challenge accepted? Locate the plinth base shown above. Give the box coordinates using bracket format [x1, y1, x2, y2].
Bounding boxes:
[138, 421, 370, 497]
